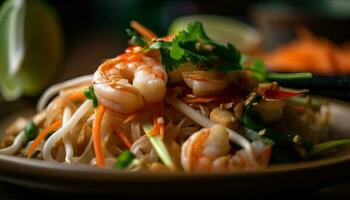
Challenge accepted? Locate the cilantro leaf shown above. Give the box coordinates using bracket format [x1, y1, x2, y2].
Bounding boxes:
[168, 21, 241, 72]
[159, 48, 180, 71]
[140, 21, 242, 72]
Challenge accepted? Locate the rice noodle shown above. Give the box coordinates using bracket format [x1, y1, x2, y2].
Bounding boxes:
[198, 105, 210, 118]
[131, 135, 152, 159]
[149, 148, 159, 162]
[62, 108, 74, 163]
[0, 131, 25, 155]
[166, 98, 256, 164]
[0, 109, 48, 155]
[43, 100, 93, 161]
[131, 120, 141, 141]
[72, 135, 93, 164]
[56, 146, 66, 162]
[37, 75, 93, 111]
[44, 107, 71, 161]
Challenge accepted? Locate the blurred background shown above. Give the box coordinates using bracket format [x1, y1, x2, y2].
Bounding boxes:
[0, 0, 350, 102]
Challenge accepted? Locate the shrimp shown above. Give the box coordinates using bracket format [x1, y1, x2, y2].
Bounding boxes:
[182, 71, 234, 97]
[93, 51, 168, 114]
[181, 124, 271, 172]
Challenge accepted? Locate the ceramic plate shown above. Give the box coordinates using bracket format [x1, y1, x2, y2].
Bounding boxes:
[0, 97, 350, 196]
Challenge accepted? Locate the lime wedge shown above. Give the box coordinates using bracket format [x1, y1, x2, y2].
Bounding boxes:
[0, 0, 63, 101]
[169, 15, 262, 53]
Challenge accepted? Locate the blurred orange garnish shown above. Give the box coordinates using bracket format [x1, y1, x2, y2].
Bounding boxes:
[263, 28, 350, 75]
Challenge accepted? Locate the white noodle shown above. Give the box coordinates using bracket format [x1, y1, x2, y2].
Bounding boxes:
[198, 105, 210, 118]
[43, 100, 93, 161]
[131, 135, 151, 158]
[0, 130, 25, 155]
[62, 107, 74, 163]
[0, 110, 47, 155]
[166, 98, 256, 164]
[72, 135, 93, 164]
[131, 120, 141, 141]
[149, 148, 159, 162]
[37, 75, 93, 111]
[56, 146, 66, 162]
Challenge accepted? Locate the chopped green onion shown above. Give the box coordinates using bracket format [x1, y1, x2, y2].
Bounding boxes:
[84, 86, 98, 107]
[308, 139, 350, 158]
[24, 121, 38, 143]
[114, 150, 136, 169]
[266, 72, 312, 80]
[142, 122, 176, 171]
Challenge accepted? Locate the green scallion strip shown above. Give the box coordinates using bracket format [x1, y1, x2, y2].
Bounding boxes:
[114, 150, 136, 169]
[24, 121, 38, 143]
[142, 123, 176, 171]
[267, 72, 312, 80]
[308, 139, 350, 158]
[84, 86, 98, 107]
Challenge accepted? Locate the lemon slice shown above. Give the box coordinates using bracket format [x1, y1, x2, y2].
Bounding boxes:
[0, 0, 63, 101]
[169, 15, 262, 53]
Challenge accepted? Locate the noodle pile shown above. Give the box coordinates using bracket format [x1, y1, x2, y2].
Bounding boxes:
[0, 21, 335, 172]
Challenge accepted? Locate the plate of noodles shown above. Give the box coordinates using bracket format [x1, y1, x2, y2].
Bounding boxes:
[1, 21, 350, 195]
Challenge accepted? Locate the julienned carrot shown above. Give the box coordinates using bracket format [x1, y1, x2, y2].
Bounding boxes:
[148, 123, 161, 137]
[114, 127, 132, 149]
[148, 102, 165, 138]
[66, 92, 86, 102]
[130, 20, 157, 40]
[27, 119, 62, 158]
[123, 113, 139, 124]
[93, 105, 106, 167]
[182, 96, 217, 104]
[159, 120, 165, 139]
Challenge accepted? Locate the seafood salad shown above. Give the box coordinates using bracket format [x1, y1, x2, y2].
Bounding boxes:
[0, 21, 346, 172]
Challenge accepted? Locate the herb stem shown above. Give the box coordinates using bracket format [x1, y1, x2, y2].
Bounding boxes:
[308, 139, 350, 158]
[142, 122, 176, 171]
[267, 72, 312, 80]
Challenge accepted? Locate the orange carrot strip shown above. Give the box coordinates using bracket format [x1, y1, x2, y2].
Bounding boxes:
[148, 102, 165, 137]
[93, 105, 106, 167]
[159, 122, 165, 139]
[114, 127, 132, 149]
[66, 92, 86, 102]
[148, 124, 160, 136]
[123, 113, 139, 124]
[27, 119, 62, 158]
[130, 20, 157, 40]
[182, 96, 218, 104]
